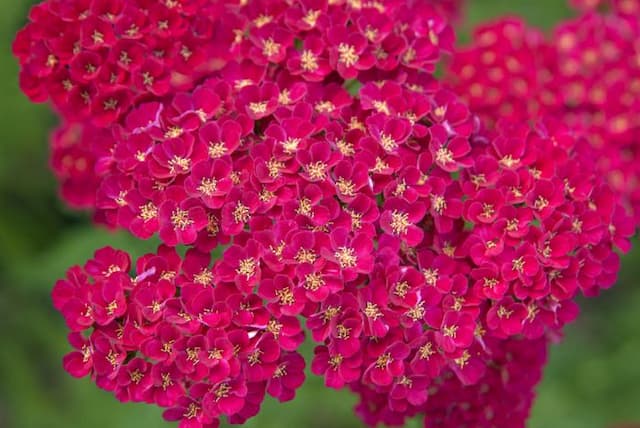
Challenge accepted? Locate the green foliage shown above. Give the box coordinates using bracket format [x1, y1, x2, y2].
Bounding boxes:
[0, 1, 638, 427]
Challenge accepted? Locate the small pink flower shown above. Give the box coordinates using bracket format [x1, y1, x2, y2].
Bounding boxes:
[159, 199, 208, 246]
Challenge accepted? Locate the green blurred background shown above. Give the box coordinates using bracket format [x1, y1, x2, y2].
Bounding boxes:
[1, 1, 639, 427]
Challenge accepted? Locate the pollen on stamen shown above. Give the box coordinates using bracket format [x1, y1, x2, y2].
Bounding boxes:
[338, 43, 359, 67]
[103, 98, 118, 111]
[500, 155, 520, 168]
[481, 203, 495, 218]
[431, 194, 447, 215]
[142, 72, 154, 86]
[423, 268, 439, 286]
[375, 352, 392, 369]
[103, 264, 121, 277]
[295, 247, 318, 264]
[208, 141, 227, 158]
[267, 157, 285, 179]
[160, 270, 176, 281]
[275, 287, 295, 306]
[348, 116, 365, 131]
[206, 213, 220, 236]
[161, 372, 173, 390]
[106, 349, 120, 368]
[306, 161, 328, 180]
[334, 246, 357, 268]
[273, 363, 288, 378]
[236, 257, 257, 279]
[483, 277, 498, 289]
[347, 209, 363, 230]
[180, 46, 193, 61]
[393, 180, 407, 197]
[328, 354, 343, 370]
[262, 37, 281, 58]
[303, 9, 321, 27]
[418, 343, 434, 359]
[315, 100, 335, 113]
[406, 301, 425, 320]
[454, 350, 470, 368]
[374, 46, 388, 60]
[304, 272, 325, 291]
[496, 306, 513, 319]
[197, 177, 218, 196]
[394, 281, 410, 297]
[296, 197, 314, 217]
[442, 324, 458, 338]
[336, 323, 351, 339]
[533, 195, 549, 210]
[168, 156, 191, 174]
[46, 54, 57, 68]
[402, 47, 416, 63]
[186, 347, 200, 364]
[337, 139, 355, 156]
[364, 25, 378, 42]
[278, 89, 291, 105]
[234, 79, 253, 90]
[336, 177, 356, 196]
[114, 190, 128, 207]
[183, 402, 200, 419]
[91, 30, 104, 44]
[301, 50, 319, 72]
[379, 133, 398, 152]
[253, 14, 273, 28]
[371, 157, 389, 174]
[281, 137, 301, 154]
[171, 208, 193, 231]
[372, 100, 390, 115]
[435, 147, 454, 165]
[248, 349, 263, 366]
[442, 241, 456, 257]
[364, 302, 383, 320]
[193, 269, 213, 285]
[233, 202, 251, 224]
[249, 101, 267, 115]
[208, 348, 223, 360]
[164, 126, 184, 139]
[512, 256, 525, 273]
[526, 303, 540, 321]
[81, 345, 92, 363]
[266, 319, 283, 337]
[148, 300, 162, 314]
[390, 210, 410, 235]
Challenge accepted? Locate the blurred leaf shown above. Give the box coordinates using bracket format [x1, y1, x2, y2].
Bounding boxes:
[7, 225, 159, 290]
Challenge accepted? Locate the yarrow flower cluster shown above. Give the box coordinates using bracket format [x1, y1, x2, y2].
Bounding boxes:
[447, 1, 640, 224]
[13, 0, 636, 427]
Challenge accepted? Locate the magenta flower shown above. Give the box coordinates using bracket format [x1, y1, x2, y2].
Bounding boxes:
[363, 342, 410, 387]
[436, 311, 476, 353]
[159, 199, 208, 246]
[379, 198, 426, 246]
[311, 345, 362, 389]
[267, 351, 306, 402]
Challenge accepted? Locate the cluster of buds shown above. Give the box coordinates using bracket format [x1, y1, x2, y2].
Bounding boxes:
[447, 3, 640, 224]
[13, 0, 636, 427]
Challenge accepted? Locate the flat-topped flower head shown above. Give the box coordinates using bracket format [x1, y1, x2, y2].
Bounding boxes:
[16, 0, 637, 427]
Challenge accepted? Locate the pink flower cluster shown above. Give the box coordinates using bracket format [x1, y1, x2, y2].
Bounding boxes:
[13, 0, 636, 427]
[568, 0, 638, 12]
[447, 4, 640, 223]
[54, 246, 306, 427]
